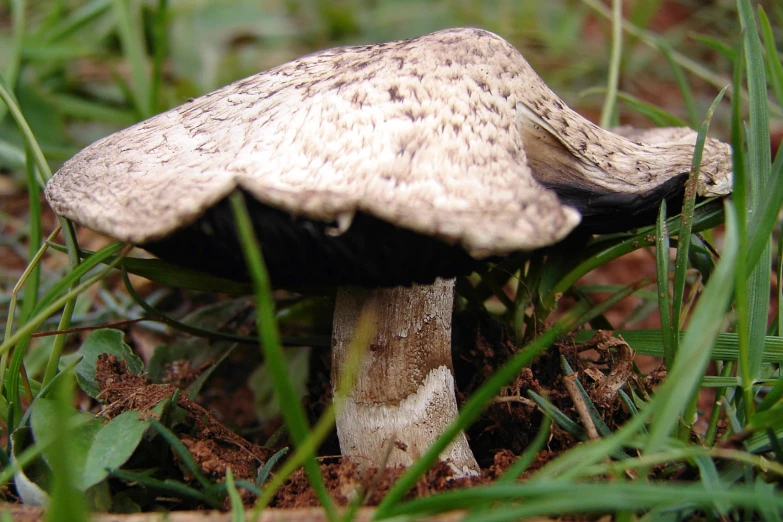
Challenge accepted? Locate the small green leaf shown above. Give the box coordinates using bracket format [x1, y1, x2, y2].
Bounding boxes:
[528, 391, 586, 441]
[29, 399, 104, 484]
[225, 468, 244, 522]
[80, 410, 152, 490]
[256, 447, 288, 488]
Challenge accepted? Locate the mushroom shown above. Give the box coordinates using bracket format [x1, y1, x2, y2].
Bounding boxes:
[45, 28, 732, 475]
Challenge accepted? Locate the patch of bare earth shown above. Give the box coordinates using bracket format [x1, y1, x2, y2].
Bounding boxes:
[96, 354, 271, 502]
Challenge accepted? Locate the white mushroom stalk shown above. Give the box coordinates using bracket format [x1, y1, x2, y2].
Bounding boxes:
[332, 279, 478, 473]
[45, 28, 733, 474]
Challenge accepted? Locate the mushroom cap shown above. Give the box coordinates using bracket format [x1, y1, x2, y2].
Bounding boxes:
[46, 28, 583, 261]
[610, 126, 733, 197]
[45, 27, 732, 269]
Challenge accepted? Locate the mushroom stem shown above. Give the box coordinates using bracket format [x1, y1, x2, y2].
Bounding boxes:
[331, 277, 479, 475]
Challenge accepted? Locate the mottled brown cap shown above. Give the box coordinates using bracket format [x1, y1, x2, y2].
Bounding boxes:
[45, 28, 731, 266]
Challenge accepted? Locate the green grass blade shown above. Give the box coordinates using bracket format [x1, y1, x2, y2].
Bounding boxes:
[658, 42, 700, 128]
[31, 242, 123, 318]
[690, 33, 736, 61]
[150, 0, 169, 113]
[616, 91, 689, 127]
[229, 192, 336, 521]
[671, 86, 726, 338]
[0, 0, 25, 126]
[528, 391, 586, 441]
[618, 390, 646, 434]
[225, 469, 245, 522]
[755, 478, 783, 522]
[543, 202, 725, 313]
[0, 246, 126, 360]
[599, 0, 622, 128]
[21, 148, 43, 324]
[743, 7, 783, 275]
[574, 277, 654, 329]
[506, 389, 652, 483]
[778, 228, 783, 339]
[738, 0, 772, 416]
[41, 223, 83, 388]
[560, 356, 611, 437]
[1, 146, 47, 418]
[0, 73, 85, 390]
[645, 203, 739, 453]
[256, 312, 372, 513]
[45, 242, 253, 295]
[656, 201, 675, 367]
[692, 454, 731, 515]
[121, 268, 268, 346]
[254, 406, 337, 510]
[4, 0, 24, 86]
[385, 482, 783, 520]
[669, 86, 727, 441]
[6, 341, 30, 431]
[0, 74, 50, 185]
[112, 0, 152, 118]
[758, 7, 783, 105]
[45, 372, 89, 522]
[227, 479, 261, 497]
[149, 419, 213, 491]
[705, 361, 734, 445]
[757, 369, 783, 412]
[108, 468, 222, 509]
[45, 0, 112, 43]
[581, 0, 783, 117]
[581, 0, 730, 99]
[543, 236, 654, 312]
[740, 2, 773, 183]
[0, 226, 61, 403]
[256, 448, 288, 487]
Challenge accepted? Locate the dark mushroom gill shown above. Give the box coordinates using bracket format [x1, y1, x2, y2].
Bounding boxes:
[537, 172, 689, 233]
[140, 175, 693, 288]
[141, 191, 479, 288]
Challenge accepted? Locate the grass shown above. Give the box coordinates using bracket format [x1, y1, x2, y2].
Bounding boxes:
[1, 0, 782, 520]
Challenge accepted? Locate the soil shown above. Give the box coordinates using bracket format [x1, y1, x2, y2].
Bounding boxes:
[95, 354, 272, 494]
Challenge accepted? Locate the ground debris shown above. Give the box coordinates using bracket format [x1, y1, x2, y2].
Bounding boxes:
[96, 353, 172, 418]
[453, 314, 656, 465]
[94, 354, 272, 493]
[271, 459, 491, 509]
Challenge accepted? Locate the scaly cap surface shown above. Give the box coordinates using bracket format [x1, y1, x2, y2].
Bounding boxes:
[45, 28, 731, 259]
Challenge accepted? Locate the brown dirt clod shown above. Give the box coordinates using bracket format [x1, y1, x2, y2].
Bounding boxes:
[95, 354, 272, 500]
